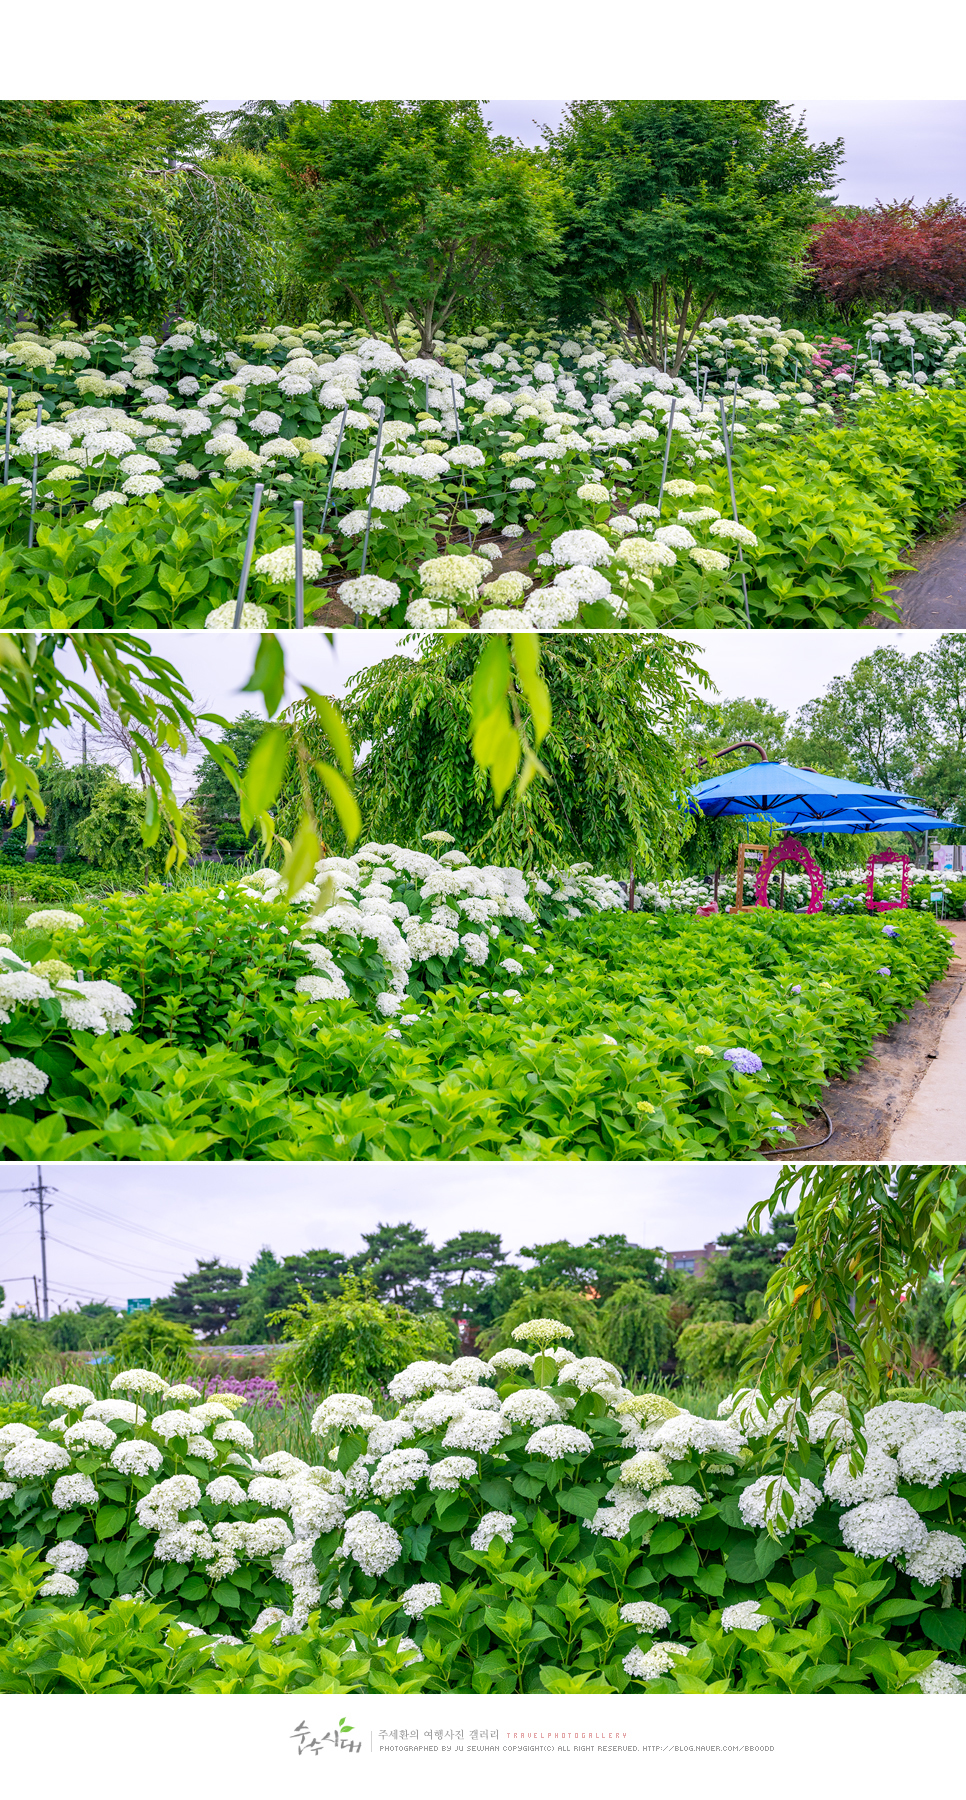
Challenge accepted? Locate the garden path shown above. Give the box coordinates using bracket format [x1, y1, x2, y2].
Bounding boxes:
[885, 918, 966, 1158]
[884, 504, 966, 626]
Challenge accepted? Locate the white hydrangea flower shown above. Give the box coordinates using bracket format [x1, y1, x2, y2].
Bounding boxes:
[3, 1438, 71, 1481]
[43, 1539, 88, 1574]
[205, 602, 269, 630]
[738, 1473, 822, 1534]
[110, 1368, 170, 1397]
[652, 1414, 744, 1460]
[312, 1394, 375, 1433]
[623, 1642, 688, 1680]
[338, 575, 400, 617]
[400, 1581, 442, 1618]
[620, 1600, 671, 1633]
[340, 1510, 402, 1576]
[24, 908, 84, 932]
[38, 1572, 80, 1599]
[896, 1423, 966, 1489]
[524, 1423, 593, 1457]
[618, 1452, 673, 1492]
[864, 1401, 946, 1453]
[51, 1472, 99, 1510]
[205, 1475, 247, 1506]
[364, 1417, 415, 1456]
[722, 1601, 770, 1632]
[824, 1447, 899, 1506]
[0, 1055, 52, 1103]
[427, 1456, 476, 1492]
[510, 1318, 574, 1347]
[442, 1413, 510, 1454]
[369, 1448, 431, 1499]
[839, 1496, 929, 1560]
[500, 1389, 562, 1428]
[913, 1659, 966, 1695]
[550, 528, 612, 567]
[64, 1419, 116, 1453]
[647, 1484, 704, 1519]
[88, 1400, 145, 1428]
[904, 1531, 966, 1584]
[470, 1511, 516, 1552]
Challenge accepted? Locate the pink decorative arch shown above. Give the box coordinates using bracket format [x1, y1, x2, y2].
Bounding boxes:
[866, 848, 910, 912]
[754, 836, 825, 914]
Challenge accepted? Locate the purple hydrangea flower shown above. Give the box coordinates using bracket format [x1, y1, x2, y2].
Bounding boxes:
[723, 1047, 763, 1075]
[881, 925, 898, 938]
[876, 967, 891, 977]
[790, 984, 801, 995]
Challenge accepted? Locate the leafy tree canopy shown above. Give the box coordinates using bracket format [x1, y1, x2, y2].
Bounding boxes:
[274, 100, 560, 355]
[548, 100, 842, 370]
[155, 1257, 245, 1340]
[286, 633, 710, 877]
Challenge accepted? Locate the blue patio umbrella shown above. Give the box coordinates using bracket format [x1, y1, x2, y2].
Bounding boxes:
[792, 811, 952, 835]
[689, 760, 937, 830]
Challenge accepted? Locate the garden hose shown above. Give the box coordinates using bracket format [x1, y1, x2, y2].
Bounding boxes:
[760, 1103, 834, 1156]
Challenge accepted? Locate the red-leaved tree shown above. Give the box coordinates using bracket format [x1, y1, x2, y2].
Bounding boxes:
[807, 198, 966, 313]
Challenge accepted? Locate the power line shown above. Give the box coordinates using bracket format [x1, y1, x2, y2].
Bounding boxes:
[44, 1233, 182, 1281]
[52, 1187, 210, 1257]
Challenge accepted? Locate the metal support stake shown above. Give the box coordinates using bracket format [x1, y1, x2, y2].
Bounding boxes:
[719, 396, 750, 627]
[294, 499, 304, 629]
[231, 482, 264, 628]
[2, 387, 11, 486]
[360, 401, 385, 580]
[27, 402, 41, 548]
[729, 372, 739, 452]
[319, 405, 348, 535]
[655, 398, 676, 519]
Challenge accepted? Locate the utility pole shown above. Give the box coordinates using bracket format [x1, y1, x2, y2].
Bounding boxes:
[32, 1274, 40, 1319]
[25, 1164, 54, 1321]
[81, 721, 87, 766]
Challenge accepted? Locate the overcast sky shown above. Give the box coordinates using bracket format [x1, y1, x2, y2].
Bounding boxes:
[482, 101, 966, 204]
[50, 629, 939, 796]
[1, 1163, 780, 1316]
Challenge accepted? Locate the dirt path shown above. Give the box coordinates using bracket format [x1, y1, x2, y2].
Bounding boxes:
[882, 504, 966, 626]
[769, 920, 965, 1161]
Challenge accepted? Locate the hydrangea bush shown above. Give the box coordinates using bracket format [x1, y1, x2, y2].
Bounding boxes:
[4, 312, 966, 629]
[0, 895, 951, 1162]
[2, 1333, 964, 1695]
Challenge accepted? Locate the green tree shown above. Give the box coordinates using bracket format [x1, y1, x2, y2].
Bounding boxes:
[747, 1164, 966, 1426]
[600, 1282, 672, 1381]
[214, 102, 299, 155]
[548, 101, 842, 371]
[290, 633, 709, 876]
[34, 762, 113, 856]
[275, 100, 559, 354]
[786, 646, 930, 790]
[271, 1273, 456, 1395]
[477, 1286, 603, 1358]
[113, 1308, 197, 1372]
[686, 695, 790, 766]
[73, 775, 201, 878]
[0, 101, 284, 329]
[434, 1230, 508, 1334]
[156, 1258, 245, 1340]
[519, 1233, 668, 1301]
[675, 1318, 754, 1385]
[694, 1211, 796, 1324]
[46, 1303, 123, 1352]
[246, 1249, 352, 1333]
[192, 712, 267, 828]
[355, 1222, 438, 1310]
